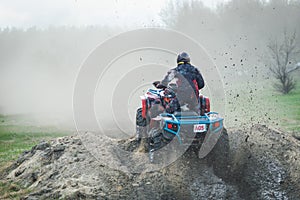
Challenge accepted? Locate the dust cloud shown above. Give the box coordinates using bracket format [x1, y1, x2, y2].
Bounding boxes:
[0, 0, 299, 130]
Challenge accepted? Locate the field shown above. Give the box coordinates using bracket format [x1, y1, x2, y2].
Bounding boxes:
[0, 115, 72, 198]
[0, 115, 71, 169]
[272, 84, 300, 132]
[0, 81, 299, 198]
[260, 81, 300, 133]
[1, 83, 299, 169]
[224, 78, 300, 133]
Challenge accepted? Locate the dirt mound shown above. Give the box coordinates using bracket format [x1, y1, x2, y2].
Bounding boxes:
[1, 125, 299, 199]
[227, 125, 300, 199]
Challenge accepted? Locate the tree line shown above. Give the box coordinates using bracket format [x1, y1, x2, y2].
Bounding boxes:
[0, 0, 299, 94]
[160, 0, 300, 93]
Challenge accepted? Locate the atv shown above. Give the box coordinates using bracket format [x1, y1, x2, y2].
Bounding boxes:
[135, 82, 228, 164]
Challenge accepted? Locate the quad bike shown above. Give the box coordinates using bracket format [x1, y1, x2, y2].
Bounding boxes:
[135, 82, 228, 165]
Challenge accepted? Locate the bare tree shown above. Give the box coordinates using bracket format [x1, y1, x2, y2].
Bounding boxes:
[267, 31, 299, 94]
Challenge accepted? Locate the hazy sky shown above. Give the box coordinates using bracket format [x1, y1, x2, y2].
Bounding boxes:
[0, 0, 229, 28]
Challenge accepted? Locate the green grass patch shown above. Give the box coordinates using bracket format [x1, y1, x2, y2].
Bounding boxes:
[224, 79, 300, 133]
[0, 116, 72, 168]
[0, 114, 72, 199]
[271, 83, 300, 132]
[0, 180, 32, 199]
[249, 80, 300, 132]
[0, 125, 69, 164]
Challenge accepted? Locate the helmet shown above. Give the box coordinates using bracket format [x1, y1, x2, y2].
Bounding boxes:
[177, 52, 190, 63]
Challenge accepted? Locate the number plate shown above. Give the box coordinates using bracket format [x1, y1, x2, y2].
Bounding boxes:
[194, 124, 206, 133]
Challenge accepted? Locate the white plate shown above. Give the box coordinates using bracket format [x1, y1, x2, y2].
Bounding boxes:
[194, 124, 206, 133]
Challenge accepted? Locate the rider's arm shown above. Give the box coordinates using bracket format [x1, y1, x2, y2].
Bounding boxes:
[161, 69, 176, 87]
[195, 68, 205, 90]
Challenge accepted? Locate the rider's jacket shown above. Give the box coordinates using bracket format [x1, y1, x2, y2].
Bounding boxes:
[161, 62, 205, 99]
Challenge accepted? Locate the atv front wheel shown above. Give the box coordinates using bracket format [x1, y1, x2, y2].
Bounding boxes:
[136, 108, 147, 140]
[136, 108, 147, 127]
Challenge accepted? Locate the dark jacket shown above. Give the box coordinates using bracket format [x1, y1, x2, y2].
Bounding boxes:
[161, 63, 205, 98]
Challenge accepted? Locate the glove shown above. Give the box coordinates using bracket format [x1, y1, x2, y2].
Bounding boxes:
[153, 81, 167, 89]
[153, 81, 161, 88]
[156, 84, 167, 89]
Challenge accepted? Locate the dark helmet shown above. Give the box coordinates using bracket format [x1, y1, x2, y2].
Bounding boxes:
[177, 52, 190, 63]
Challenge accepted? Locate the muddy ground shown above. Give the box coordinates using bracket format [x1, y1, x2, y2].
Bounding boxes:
[1, 124, 299, 200]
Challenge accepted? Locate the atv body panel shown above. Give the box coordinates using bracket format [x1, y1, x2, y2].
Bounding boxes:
[135, 87, 224, 163]
[160, 112, 223, 145]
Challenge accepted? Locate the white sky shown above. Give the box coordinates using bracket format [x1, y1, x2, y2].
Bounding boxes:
[0, 0, 229, 28]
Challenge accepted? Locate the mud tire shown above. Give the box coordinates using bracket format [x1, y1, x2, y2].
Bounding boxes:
[206, 128, 230, 178]
[149, 129, 170, 163]
[136, 108, 147, 127]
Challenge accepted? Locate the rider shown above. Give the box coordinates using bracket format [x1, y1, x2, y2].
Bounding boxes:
[155, 52, 205, 113]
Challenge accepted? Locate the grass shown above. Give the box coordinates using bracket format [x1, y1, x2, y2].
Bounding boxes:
[0, 114, 72, 199]
[250, 81, 300, 132]
[0, 124, 70, 165]
[224, 79, 300, 133]
[0, 180, 32, 199]
[270, 83, 300, 132]
[0, 80, 298, 199]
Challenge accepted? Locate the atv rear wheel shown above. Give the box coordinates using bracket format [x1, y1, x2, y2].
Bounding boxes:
[148, 128, 175, 163]
[206, 128, 230, 178]
[136, 108, 147, 140]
